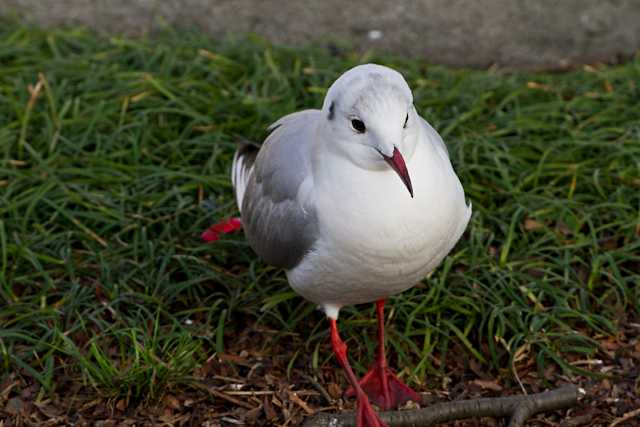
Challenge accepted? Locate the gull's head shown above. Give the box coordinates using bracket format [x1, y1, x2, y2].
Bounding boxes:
[322, 64, 416, 197]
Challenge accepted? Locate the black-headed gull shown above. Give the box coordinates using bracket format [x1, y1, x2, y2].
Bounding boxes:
[204, 64, 471, 427]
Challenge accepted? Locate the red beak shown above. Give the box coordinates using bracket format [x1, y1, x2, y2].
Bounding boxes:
[382, 147, 413, 198]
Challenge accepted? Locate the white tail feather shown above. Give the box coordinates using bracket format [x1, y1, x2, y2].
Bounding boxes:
[231, 149, 254, 213]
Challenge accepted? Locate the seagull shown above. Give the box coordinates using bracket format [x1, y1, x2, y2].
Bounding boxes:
[204, 64, 472, 427]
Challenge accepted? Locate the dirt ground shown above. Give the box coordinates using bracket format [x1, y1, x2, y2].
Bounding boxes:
[1, 317, 639, 426]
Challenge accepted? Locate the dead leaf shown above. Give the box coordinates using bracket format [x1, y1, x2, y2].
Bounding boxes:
[244, 405, 262, 424]
[603, 80, 613, 93]
[327, 383, 342, 399]
[116, 399, 127, 412]
[470, 379, 503, 392]
[527, 81, 552, 92]
[5, 397, 27, 416]
[524, 218, 544, 231]
[192, 124, 217, 133]
[164, 394, 180, 410]
[263, 396, 277, 421]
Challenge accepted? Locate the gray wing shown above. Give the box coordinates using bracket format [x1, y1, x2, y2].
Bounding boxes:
[234, 110, 320, 270]
[420, 116, 450, 158]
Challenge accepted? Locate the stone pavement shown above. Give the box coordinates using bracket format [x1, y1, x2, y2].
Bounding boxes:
[3, 0, 639, 69]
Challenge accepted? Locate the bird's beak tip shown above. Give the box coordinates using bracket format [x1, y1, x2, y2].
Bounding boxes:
[382, 147, 413, 198]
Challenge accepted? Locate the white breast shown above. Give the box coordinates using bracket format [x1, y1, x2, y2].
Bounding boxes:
[287, 138, 471, 319]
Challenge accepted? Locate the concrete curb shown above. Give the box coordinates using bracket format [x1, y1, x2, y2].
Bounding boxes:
[3, 0, 639, 69]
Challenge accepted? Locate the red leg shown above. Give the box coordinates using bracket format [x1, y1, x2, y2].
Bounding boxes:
[329, 318, 387, 427]
[346, 299, 421, 410]
[201, 217, 242, 242]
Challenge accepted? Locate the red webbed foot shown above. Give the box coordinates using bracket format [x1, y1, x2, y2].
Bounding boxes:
[345, 299, 421, 410]
[346, 365, 421, 410]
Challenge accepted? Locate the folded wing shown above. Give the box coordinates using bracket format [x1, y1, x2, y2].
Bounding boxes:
[231, 110, 320, 270]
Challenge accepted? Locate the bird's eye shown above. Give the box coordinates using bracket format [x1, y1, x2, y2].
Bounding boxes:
[403, 113, 409, 129]
[351, 119, 366, 133]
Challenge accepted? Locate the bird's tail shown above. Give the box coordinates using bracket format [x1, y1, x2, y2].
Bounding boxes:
[201, 143, 257, 243]
[231, 143, 259, 213]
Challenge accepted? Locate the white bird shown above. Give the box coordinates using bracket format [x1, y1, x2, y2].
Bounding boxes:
[205, 64, 471, 427]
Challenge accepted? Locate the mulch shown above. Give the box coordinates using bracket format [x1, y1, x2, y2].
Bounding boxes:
[1, 319, 638, 426]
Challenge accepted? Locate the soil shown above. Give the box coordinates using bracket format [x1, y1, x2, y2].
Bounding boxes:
[1, 319, 639, 426]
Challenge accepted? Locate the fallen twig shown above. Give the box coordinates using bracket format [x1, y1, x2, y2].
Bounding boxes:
[203, 388, 256, 410]
[301, 373, 333, 406]
[610, 407, 640, 427]
[303, 385, 579, 427]
[288, 390, 316, 415]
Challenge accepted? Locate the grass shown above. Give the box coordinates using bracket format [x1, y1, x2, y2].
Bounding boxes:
[0, 23, 639, 403]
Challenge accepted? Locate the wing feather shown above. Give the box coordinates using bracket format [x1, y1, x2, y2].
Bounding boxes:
[231, 110, 320, 270]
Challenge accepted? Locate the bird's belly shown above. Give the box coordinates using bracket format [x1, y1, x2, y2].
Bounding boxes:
[287, 154, 471, 313]
[288, 232, 438, 307]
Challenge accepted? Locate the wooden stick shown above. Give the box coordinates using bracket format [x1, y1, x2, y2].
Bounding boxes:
[303, 385, 580, 427]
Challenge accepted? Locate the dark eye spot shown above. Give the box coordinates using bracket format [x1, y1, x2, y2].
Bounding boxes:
[351, 119, 366, 133]
[403, 113, 409, 128]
